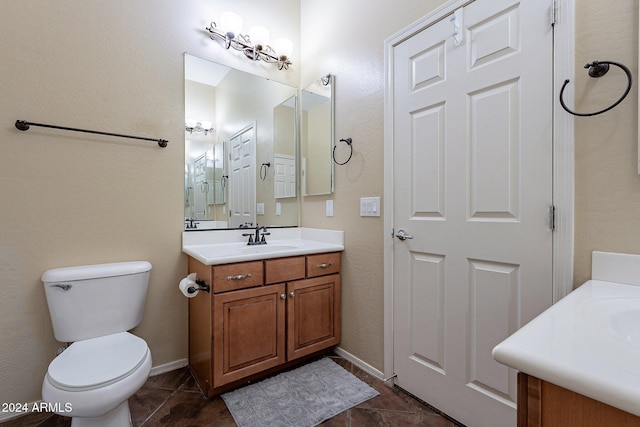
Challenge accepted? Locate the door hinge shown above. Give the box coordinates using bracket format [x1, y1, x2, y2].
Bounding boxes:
[550, 0, 557, 26]
[548, 205, 556, 231]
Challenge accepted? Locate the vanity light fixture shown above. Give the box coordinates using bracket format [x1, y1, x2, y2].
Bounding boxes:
[185, 119, 214, 136]
[205, 11, 293, 70]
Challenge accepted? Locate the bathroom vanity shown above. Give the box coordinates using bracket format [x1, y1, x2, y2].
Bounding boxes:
[493, 251, 640, 426]
[517, 373, 640, 426]
[182, 228, 343, 397]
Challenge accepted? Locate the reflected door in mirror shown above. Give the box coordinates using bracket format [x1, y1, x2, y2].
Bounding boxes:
[229, 123, 257, 228]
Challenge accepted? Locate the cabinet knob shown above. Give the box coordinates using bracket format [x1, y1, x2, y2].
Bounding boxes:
[280, 293, 286, 300]
[289, 291, 295, 298]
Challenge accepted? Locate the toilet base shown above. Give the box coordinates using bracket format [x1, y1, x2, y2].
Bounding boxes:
[70, 400, 132, 427]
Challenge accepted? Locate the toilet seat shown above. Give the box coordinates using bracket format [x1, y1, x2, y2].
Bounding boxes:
[47, 332, 148, 391]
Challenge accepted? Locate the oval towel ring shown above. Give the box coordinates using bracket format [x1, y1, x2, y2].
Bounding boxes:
[559, 60, 633, 117]
[259, 162, 270, 181]
[333, 137, 353, 165]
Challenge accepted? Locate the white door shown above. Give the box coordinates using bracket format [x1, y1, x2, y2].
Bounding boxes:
[392, 1, 553, 426]
[193, 153, 208, 219]
[229, 123, 256, 228]
[274, 154, 296, 199]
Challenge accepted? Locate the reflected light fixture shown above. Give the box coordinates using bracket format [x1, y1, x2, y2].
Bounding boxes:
[185, 119, 214, 136]
[205, 11, 293, 70]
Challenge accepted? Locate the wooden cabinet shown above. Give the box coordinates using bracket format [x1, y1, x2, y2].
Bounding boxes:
[518, 373, 640, 427]
[213, 284, 286, 386]
[287, 275, 340, 360]
[187, 252, 341, 397]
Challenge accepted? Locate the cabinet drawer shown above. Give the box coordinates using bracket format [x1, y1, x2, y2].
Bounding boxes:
[265, 256, 305, 284]
[212, 261, 264, 293]
[306, 252, 341, 278]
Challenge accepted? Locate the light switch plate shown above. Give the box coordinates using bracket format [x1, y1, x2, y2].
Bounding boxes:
[326, 199, 334, 217]
[257, 203, 265, 215]
[276, 202, 282, 216]
[360, 197, 380, 217]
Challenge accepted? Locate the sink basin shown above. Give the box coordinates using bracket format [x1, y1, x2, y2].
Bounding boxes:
[492, 252, 640, 419]
[610, 309, 640, 347]
[581, 297, 640, 347]
[239, 244, 300, 253]
[191, 243, 300, 258]
[182, 228, 345, 265]
[183, 239, 343, 265]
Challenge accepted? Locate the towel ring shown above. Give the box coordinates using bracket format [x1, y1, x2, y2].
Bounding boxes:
[333, 138, 353, 165]
[259, 162, 271, 181]
[559, 60, 633, 117]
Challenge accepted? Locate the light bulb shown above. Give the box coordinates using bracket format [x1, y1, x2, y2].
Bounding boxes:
[185, 118, 197, 128]
[220, 11, 243, 39]
[200, 121, 213, 131]
[273, 38, 293, 60]
[249, 26, 270, 49]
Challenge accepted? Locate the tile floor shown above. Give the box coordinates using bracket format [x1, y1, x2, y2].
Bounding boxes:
[1, 356, 463, 426]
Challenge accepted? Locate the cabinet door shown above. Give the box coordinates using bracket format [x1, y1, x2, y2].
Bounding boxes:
[287, 274, 341, 360]
[213, 284, 286, 386]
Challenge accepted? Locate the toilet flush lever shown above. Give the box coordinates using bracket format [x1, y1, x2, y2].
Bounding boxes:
[50, 283, 72, 291]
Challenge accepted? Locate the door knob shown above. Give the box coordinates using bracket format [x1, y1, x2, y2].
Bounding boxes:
[395, 229, 414, 241]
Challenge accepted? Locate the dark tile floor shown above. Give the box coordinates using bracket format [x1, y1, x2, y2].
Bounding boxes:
[1, 356, 463, 426]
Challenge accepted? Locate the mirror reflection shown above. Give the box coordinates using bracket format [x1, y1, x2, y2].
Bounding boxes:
[184, 54, 298, 230]
[301, 74, 334, 196]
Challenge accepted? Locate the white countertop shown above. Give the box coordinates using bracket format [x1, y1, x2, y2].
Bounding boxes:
[493, 251, 640, 417]
[182, 227, 344, 265]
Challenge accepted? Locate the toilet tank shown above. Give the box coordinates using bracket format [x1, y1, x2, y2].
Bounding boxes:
[42, 261, 152, 343]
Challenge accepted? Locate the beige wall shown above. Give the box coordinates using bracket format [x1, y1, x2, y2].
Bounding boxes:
[0, 0, 300, 405]
[573, 1, 639, 286]
[300, 0, 448, 371]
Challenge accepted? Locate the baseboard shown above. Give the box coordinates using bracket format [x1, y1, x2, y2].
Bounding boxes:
[150, 358, 188, 376]
[0, 401, 43, 422]
[333, 347, 385, 381]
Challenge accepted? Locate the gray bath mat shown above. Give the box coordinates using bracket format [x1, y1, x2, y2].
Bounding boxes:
[221, 357, 379, 427]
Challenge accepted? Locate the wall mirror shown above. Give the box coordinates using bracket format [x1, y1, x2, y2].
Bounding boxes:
[301, 74, 334, 196]
[184, 54, 298, 230]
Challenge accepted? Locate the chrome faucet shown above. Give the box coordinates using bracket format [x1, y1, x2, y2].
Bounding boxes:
[242, 225, 269, 245]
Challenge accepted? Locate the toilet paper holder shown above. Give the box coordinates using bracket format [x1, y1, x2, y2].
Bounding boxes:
[188, 279, 210, 295]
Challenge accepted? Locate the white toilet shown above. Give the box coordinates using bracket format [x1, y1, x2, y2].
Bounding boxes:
[41, 261, 153, 427]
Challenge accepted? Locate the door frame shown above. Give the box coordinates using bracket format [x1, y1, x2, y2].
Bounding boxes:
[382, 0, 575, 382]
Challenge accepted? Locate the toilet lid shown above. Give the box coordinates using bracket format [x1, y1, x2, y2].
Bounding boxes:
[47, 332, 148, 391]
